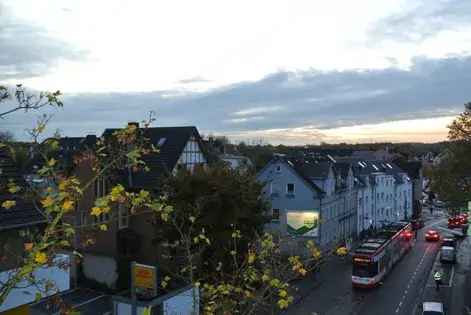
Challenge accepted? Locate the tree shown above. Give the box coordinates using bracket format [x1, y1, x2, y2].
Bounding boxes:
[430, 103, 471, 209]
[0, 85, 62, 118]
[156, 166, 268, 273]
[0, 87, 320, 314]
[448, 102, 471, 142]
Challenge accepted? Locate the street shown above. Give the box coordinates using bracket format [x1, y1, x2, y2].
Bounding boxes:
[284, 211, 471, 315]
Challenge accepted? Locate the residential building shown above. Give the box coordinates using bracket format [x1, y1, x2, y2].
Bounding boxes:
[0, 148, 70, 314]
[257, 155, 357, 250]
[67, 125, 208, 290]
[219, 154, 253, 172]
[393, 160, 424, 218]
[257, 154, 413, 249]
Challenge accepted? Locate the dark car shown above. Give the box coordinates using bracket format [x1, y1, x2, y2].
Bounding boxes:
[442, 237, 457, 248]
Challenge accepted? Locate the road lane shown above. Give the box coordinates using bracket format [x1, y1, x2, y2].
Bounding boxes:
[284, 216, 445, 315]
[351, 229, 440, 315]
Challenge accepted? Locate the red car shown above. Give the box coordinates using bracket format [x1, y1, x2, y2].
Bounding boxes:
[448, 217, 462, 229]
[425, 230, 440, 242]
[458, 214, 468, 225]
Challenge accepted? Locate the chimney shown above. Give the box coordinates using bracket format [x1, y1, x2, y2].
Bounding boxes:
[128, 122, 139, 128]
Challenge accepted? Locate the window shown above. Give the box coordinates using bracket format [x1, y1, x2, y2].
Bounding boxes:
[93, 211, 110, 225]
[80, 211, 87, 226]
[272, 209, 280, 221]
[95, 177, 107, 198]
[381, 192, 384, 200]
[118, 204, 130, 229]
[287, 183, 295, 194]
[276, 165, 281, 173]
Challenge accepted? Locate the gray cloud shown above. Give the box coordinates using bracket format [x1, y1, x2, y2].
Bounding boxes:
[2, 55, 470, 141]
[0, 4, 86, 80]
[177, 76, 211, 84]
[370, 0, 471, 42]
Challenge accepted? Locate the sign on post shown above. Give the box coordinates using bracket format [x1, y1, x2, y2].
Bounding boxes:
[132, 263, 157, 299]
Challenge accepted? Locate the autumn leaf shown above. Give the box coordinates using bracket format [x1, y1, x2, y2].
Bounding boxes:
[34, 252, 48, 264]
[62, 200, 75, 212]
[99, 224, 108, 231]
[2, 200, 16, 209]
[41, 196, 55, 208]
[91, 207, 103, 216]
[47, 158, 57, 167]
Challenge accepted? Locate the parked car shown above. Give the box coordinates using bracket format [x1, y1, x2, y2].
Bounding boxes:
[441, 236, 457, 248]
[422, 301, 445, 315]
[425, 230, 440, 242]
[440, 246, 456, 264]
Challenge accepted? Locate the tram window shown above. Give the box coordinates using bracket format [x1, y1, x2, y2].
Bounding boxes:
[352, 261, 378, 277]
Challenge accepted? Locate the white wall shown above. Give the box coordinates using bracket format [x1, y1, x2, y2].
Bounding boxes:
[82, 254, 118, 289]
[0, 254, 70, 313]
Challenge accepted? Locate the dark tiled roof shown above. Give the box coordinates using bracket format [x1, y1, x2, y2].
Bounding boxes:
[393, 160, 422, 179]
[291, 160, 331, 179]
[0, 148, 45, 230]
[103, 126, 206, 189]
[333, 161, 351, 178]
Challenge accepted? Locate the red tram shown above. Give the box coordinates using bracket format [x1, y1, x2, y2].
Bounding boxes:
[352, 222, 414, 288]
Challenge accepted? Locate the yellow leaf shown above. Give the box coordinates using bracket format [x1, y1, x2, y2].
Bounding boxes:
[41, 196, 54, 208]
[2, 200, 16, 209]
[99, 224, 108, 231]
[277, 299, 289, 309]
[34, 252, 48, 264]
[248, 251, 256, 264]
[47, 158, 56, 167]
[62, 200, 75, 212]
[8, 185, 20, 194]
[58, 181, 67, 191]
[91, 207, 103, 216]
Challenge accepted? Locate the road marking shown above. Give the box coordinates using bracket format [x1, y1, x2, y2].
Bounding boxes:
[448, 265, 455, 287]
[395, 246, 429, 314]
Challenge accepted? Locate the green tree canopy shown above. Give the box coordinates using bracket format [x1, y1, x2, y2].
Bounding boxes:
[157, 165, 269, 276]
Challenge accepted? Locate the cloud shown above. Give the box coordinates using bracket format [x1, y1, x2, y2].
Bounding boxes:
[2, 55, 470, 143]
[0, 3, 86, 80]
[177, 76, 211, 84]
[232, 106, 283, 117]
[370, 0, 471, 42]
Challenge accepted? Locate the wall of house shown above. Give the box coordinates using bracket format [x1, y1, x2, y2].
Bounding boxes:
[174, 136, 207, 173]
[257, 160, 321, 241]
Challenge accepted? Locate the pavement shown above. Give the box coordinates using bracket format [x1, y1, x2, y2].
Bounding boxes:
[283, 210, 462, 315]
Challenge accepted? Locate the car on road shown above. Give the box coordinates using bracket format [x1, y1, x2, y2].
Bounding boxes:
[458, 214, 468, 224]
[422, 301, 445, 315]
[425, 230, 440, 242]
[441, 236, 457, 248]
[448, 216, 462, 229]
[440, 246, 456, 263]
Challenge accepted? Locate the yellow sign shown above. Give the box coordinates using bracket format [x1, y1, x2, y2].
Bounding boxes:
[133, 263, 156, 295]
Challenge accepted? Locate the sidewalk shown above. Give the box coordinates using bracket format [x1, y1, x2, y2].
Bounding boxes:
[417, 236, 471, 315]
[283, 254, 355, 315]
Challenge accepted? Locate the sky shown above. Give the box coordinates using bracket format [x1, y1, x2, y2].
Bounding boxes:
[1, 0, 471, 144]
